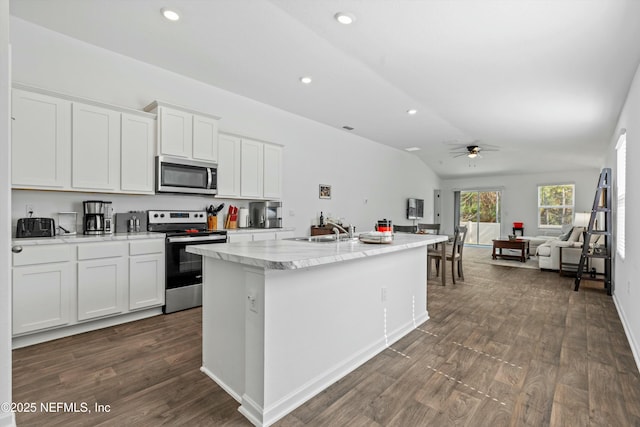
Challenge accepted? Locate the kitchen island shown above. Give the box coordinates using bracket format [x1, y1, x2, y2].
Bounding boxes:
[187, 233, 447, 426]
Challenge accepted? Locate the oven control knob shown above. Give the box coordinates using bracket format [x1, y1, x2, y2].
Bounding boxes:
[160, 213, 165, 218]
[154, 213, 159, 218]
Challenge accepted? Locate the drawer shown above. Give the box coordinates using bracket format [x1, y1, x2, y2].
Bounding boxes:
[77, 242, 127, 260]
[130, 240, 164, 256]
[12, 244, 73, 267]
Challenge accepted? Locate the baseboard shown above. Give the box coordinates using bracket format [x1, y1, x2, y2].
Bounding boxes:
[12, 307, 162, 349]
[613, 293, 640, 373]
[199, 366, 242, 403]
[245, 312, 429, 427]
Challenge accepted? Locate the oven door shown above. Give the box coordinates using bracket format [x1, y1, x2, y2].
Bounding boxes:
[165, 234, 226, 289]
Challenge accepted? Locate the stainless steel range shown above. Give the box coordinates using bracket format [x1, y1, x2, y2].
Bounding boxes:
[148, 210, 227, 314]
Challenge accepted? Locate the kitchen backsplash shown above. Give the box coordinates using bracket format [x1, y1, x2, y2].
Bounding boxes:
[11, 189, 251, 236]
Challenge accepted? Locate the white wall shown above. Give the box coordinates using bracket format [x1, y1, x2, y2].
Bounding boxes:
[9, 17, 440, 235]
[440, 168, 600, 236]
[610, 61, 640, 368]
[0, 2, 14, 426]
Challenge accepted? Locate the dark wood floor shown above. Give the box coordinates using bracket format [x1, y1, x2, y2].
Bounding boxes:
[13, 247, 640, 426]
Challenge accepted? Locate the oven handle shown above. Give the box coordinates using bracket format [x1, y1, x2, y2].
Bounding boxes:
[167, 235, 227, 243]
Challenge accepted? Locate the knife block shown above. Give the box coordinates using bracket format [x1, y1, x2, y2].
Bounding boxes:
[225, 214, 237, 229]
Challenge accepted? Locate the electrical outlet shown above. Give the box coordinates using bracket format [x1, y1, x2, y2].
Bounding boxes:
[25, 204, 35, 217]
[381, 287, 387, 302]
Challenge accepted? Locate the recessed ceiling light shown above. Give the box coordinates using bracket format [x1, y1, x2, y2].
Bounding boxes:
[161, 8, 180, 21]
[334, 12, 355, 25]
[405, 147, 421, 152]
[299, 76, 312, 84]
[407, 109, 418, 115]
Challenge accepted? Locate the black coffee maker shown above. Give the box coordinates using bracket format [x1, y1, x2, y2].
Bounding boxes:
[83, 200, 105, 235]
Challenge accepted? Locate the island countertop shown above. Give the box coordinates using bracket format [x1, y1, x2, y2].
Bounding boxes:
[187, 233, 447, 270]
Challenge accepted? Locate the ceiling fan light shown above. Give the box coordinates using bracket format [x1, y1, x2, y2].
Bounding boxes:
[467, 153, 478, 159]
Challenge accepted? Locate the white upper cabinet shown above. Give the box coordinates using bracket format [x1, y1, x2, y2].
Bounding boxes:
[121, 113, 156, 194]
[11, 89, 71, 189]
[240, 139, 264, 198]
[263, 144, 283, 199]
[72, 102, 120, 191]
[158, 106, 192, 158]
[219, 132, 283, 200]
[193, 115, 219, 162]
[11, 85, 157, 195]
[217, 133, 241, 197]
[145, 101, 220, 162]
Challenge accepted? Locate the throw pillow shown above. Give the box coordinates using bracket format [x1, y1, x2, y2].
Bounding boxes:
[558, 228, 572, 241]
[569, 227, 585, 242]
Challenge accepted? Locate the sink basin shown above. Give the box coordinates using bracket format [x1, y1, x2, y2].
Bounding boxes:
[284, 235, 358, 243]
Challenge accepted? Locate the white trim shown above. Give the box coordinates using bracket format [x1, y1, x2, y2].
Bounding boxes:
[613, 294, 640, 374]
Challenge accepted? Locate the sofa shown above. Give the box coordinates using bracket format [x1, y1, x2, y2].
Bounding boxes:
[535, 226, 604, 272]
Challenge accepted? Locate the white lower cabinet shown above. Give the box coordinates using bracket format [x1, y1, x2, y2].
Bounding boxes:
[228, 233, 254, 243]
[12, 262, 72, 335]
[129, 240, 165, 310]
[252, 232, 277, 241]
[228, 230, 293, 243]
[12, 238, 165, 343]
[77, 242, 128, 321]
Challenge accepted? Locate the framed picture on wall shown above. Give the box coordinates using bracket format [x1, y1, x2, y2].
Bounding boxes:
[319, 184, 331, 199]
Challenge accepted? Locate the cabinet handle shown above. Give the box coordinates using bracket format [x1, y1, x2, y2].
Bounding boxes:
[12, 246, 23, 253]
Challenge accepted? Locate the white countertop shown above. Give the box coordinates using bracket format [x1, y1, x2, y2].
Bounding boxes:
[187, 233, 447, 270]
[223, 227, 295, 234]
[11, 232, 165, 246]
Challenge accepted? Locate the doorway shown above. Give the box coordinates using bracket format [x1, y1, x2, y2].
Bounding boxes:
[459, 190, 502, 245]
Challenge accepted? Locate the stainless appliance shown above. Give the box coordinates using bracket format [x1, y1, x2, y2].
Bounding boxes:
[115, 211, 147, 233]
[148, 210, 227, 314]
[83, 200, 105, 235]
[16, 218, 55, 238]
[103, 201, 113, 234]
[249, 201, 282, 228]
[156, 155, 218, 195]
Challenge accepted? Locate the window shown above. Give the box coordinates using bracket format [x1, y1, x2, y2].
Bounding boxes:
[616, 132, 626, 259]
[538, 184, 575, 228]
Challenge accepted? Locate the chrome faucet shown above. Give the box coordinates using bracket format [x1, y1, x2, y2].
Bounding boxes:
[326, 221, 354, 239]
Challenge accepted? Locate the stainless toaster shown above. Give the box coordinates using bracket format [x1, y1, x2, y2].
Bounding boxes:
[16, 217, 56, 238]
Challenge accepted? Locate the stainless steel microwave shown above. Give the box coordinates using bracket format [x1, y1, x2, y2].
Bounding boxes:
[156, 156, 218, 195]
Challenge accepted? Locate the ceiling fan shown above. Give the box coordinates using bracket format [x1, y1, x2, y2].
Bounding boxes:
[448, 142, 499, 159]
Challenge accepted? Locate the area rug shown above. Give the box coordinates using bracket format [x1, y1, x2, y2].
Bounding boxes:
[464, 246, 540, 270]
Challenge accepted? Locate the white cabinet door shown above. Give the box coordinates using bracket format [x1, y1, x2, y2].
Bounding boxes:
[77, 257, 127, 321]
[192, 114, 219, 162]
[252, 232, 277, 241]
[218, 134, 241, 197]
[228, 233, 254, 243]
[11, 89, 71, 188]
[129, 254, 164, 310]
[121, 113, 155, 193]
[240, 139, 264, 198]
[12, 263, 72, 335]
[159, 106, 192, 158]
[263, 144, 283, 199]
[72, 102, 120, 191]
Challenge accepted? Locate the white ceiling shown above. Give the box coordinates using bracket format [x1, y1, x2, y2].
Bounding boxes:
[10, 0, 640, 178]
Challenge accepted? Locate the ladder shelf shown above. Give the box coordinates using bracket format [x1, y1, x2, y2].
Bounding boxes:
[574, 168, 612, 295]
